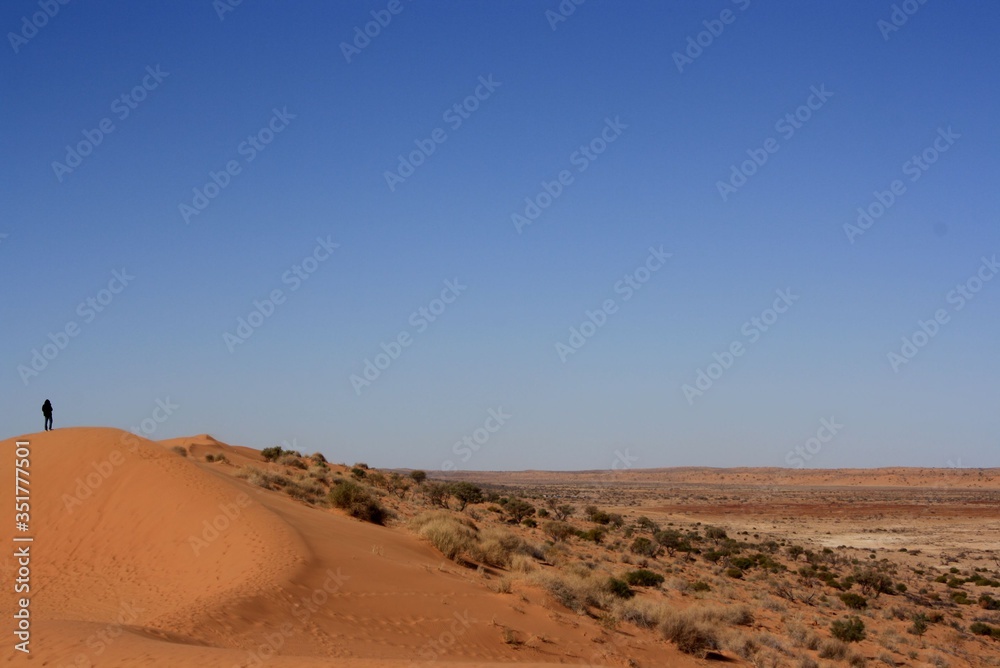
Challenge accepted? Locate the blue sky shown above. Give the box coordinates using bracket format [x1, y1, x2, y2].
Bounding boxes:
[2, 1, 998, 470]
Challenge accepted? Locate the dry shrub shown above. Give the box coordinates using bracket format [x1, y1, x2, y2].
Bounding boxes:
[676, 604, 754, 627]
[411, 513, 541, 568]
[411, 511, 477, 560]
[171, 445, 187, 457]
[788, 624, 821, 651]
[286, 479, 326, 503]
[236, 465, 289, 490]
[819, 638, 849, 660]
[492, 576, 513, 594]
[534, 573, 585, 612]
[612, 597, 667, 629]
[660, 609, 721, 655]
[329, 480, 386, 524]
[469, 527, 524, 568]
[542, 542, 572, 566]
[510, 553, 537, 573]
[721, 629, 758, 660]
[277, 453, 306, 469]
[751, 649, 783, 668]
[847, 649, 867, 668]
[532, 572, 608, 613]
[753, 631, 788, 654]
[307, 465, 330, 484]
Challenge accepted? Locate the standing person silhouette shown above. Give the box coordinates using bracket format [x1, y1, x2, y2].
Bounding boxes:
[42, 399, 53, 431]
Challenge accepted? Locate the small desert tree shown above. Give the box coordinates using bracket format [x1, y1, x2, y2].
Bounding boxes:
[555, 504, 575, 521]
[447, 481, 484, 510]
[543, 521, 575, 542]
[422, 482, 450, 508]
[261, 446, 283, 462]
[655, 529, 691, 556]
[503, 498, 536, 524]
[830, 616, 866, 642]
[630, 537, 658, 558]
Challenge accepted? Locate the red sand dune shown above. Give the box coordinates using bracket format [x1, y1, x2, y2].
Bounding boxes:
[0, 428, 695, 666]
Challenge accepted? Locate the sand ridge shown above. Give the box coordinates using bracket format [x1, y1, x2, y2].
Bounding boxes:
[0, 428, 693, 666]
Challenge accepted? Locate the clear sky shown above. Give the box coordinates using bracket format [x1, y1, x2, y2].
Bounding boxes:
[2, 1, 998, 471]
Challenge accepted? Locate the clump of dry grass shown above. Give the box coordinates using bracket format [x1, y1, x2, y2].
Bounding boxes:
[721, 629, 758, 659]
[307, 464, 330, 484]
[411, 513, 542, 569]
[656, 604, 755, 656]
[819, 638, 849, 660]
[531, 571, 610, 613]
[468, 527, 526, 568]
[277, 453, 307, 469]
[788, 624, 821, 651]
[612, 597, 667, 629]
[510, 553, 537, 573]
[235, 465, 290, 489]
[660, 609, 721, 655]
[286, 478, 326, 504]
[411, 511, 477, 560]
[491, 576, 513, 594]
[171, 445, 187, 457]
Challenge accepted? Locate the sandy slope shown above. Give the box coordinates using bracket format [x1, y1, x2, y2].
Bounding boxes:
[0, 428, 692, 667]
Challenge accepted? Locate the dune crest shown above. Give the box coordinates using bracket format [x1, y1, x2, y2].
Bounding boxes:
[2, 428, 684, 667]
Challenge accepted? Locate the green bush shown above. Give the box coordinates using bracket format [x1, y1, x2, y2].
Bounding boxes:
[329, 480, 386, 524]
[606, 577, 634, 599]
[409, 470, 427, 484]
[704, 526, 727, 541]
[447, 481, 483, 510]
[979, 593, 1000, 610]
[635, 516, 660, 533]
[970, 621, 1000, 638]
[908, 613, 928, 636]
[261, 446, 283, 462]
[585, 505, 621, 525]
[830, 616, 866, 643]
[623, 569, 664, 587]
[839, 592, 868, 610]
[630, 537, 657, 557]
[854, 568, 893, 597]
[690, 581, 711, 592]
[725, 567, 743, 579]
[655, 529, 692, 555]
[543, 521, 575, 542]
[502, 498, 536, 523]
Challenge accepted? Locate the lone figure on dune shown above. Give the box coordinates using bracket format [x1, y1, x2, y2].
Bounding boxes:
[42, 399, 53, 431]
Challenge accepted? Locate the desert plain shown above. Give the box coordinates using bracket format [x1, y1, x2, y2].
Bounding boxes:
[2, 427, 999, 667]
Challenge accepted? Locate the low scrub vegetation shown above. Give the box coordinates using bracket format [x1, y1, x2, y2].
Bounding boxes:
[623, 569, 664, 587]
[329, 480, 386, 524]
[411, 511, 539, 568]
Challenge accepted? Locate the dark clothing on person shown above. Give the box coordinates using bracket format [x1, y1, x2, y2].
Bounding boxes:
[42, 400, 53, 431]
